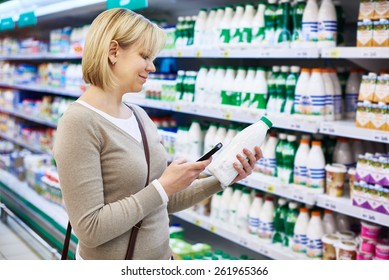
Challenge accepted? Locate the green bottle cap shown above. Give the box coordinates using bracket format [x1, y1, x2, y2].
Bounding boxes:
[260, 116, 273, 128]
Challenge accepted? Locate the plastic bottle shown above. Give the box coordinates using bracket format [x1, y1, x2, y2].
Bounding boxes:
[236, 188, 252, 231]
[213, 124, 227, 148]
[208, 116, 273, 186]
[293, 138, 310, 185]
[188, 120, 203, 162]
[223, 124, 238, 147]
[302, 0, 319, 48]
[175, 16, 185, 48]
[219, 5, 235, 47]
[251, 1, 267, 46]
[333, 138, 354, 168]
[263, 0, 278, 47]
[202, 66, 216, 104]
[219, 186, 234, 222]
[323, 209, 337, 234]
[275, 65, 290, 113]
[212, 7, 225, 48]
[229, 67, 246, 106]
[203, 8, 216, 49]
[194, 9, 208, 48]
[258, 196, 275, 239]
[292, 207, 310, 253]
[238, 3, 256, 47]
[291, 0, 307, 48]
[210, 191, 223, 221]
[194, 66, 208, 104]
[275, 0, 292, 48]
[175, 70, 185, 101]
[284, 66, 300, 114]
[294, 68, 311, 115]
[272, 198, 289, 244]
[248, 192, 264, 234]
[210, 66, 226, 104]
[351, 139, 365, 163]
[283, 201, 300, 247]
[282, 135, 298, 184]
[321, 68, 335, 121]
[204, 123, 218, 154]
[275, 133, 287, 179]
[263, 133, 278, 177]
[230, 4, 245, 47]
[317, 0, 337, 48]
[306, 210, 324, 258]
[266, 66, 280, 113]
[345, 69, 361, 119]
[307, 140, 326, 189]
[220, 66, 236, 106]
[305, 68, 326, 120]
[329, 69, 343, 120]
[250, 67, 268, 109]
[241, 67, 256, 108]
[228, 185, 243, 226]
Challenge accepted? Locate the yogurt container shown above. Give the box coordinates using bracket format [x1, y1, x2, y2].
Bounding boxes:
[359, 237, 376, 254]
[335, 240, 358, 260]
[322, 234, 340, 260]
[360, 221, 381, 241]
[375, 239, 389, 260]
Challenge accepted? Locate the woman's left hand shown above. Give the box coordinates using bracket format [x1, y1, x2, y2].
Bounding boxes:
[230, 146, 263, 185]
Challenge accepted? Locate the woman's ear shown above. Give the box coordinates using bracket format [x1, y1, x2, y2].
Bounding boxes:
[109, 40, 119, 65]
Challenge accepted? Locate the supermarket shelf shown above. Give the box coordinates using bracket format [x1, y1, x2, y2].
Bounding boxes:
[160, 48, 320, 59]
[0, 82, 81, 98]
[0, 131, 47, 154]
[0, 108, 57, 128]
[320, 120, 389, 144]
[316, 194, 389, 227]
[266, 113, 320, 133]
[0, 53, 82, 61]
[321, 47, 389, 59]
[173, 210, 310, 260]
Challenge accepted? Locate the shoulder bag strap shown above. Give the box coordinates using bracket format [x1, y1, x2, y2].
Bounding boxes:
[61, 104, 151, 260]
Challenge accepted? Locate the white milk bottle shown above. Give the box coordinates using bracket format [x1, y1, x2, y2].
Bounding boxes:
[219, 186, 233, 222]
[263, 133, 278, 177]
[275, 0, 292, 48]
[266, 66, 280, 114]
[251, 1, 266, 47]
[258, 196, 275, 239]
[323, 209, 337, 234]
[294, 68, 311, 115]
[188, 120, 203, 162]
[230, 4, 245, 47]
[223, 124, 238, 147]
[329, 69, 343, 120]
[220, 66, 236, 106]
[241, 67, 256, 108]
[306, 68, 326, 120]
[219, 5, 235, 48]
[213, 124, 227, 148]
[194, 8, 208, 48]
[204, 122, 217, 154]
[228, 185, 243, 226]
[333, 138, 354, 168]
[317, 0, 337, 49]
[345, 69, 361, 119]
[263, 0, 278, 47]
[292, 207, 310, 253]
[208, 116, 273, 186]
[322, 68, 335, 121]
[236, 188, 252, 231]
[239, 3, 255, 47]
[194, 66, 208, 104]
[282, 135, 298, 184]
[250, 67, 268, 110]
[275, 65, 290, 113]
[230, 67, 247, 106]
[294, 138, 310, 185]
[275, 133, 287, 180]
[210, 191, 223, 221]
[284, 65, 300, 115]
[212, 7, 225, 48]
[210, 66, 226, 104]
[248, 192, 264, 234]
[307, 140, 326, 189]
[302, 0, 319, 48]
[202, 66, 216, 105]
[291, 0, 307, 48]
[306, 210, 324, 258]
[203, 8, 216, 49]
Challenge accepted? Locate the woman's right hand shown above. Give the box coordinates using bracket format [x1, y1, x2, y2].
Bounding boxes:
[158, 158, 212, 197]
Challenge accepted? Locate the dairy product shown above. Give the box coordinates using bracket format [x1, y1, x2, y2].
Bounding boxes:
[208, 116, 272, 186]
[212, 8, 225, 48]
[306, 210, 324, 258]
[188, 120, 203, 162]
[241, 67, 256, 107]
[230, 4, 245, 47]
[194, 66, 208, 104]
[291, 0, 306, 48]
[284, 201, 300, 247]
[282, 135, 298, 184]
[202, 66, 216, 104]
[252, 1, 266, 46]
[292, 207, 310, 253]
[263, 0, 278, 46]
[250, 67, 268, 109]
[229, 67, 246, 106]
[345, 69, 361, 119]
[228, 185, 243, 226]
[272, 198, 289, 244]
[236, 188, 252, 231]
[329, 69, 343, 120]
[322, 209, 337, 234]
[284, 66, 300, 114]
[239, 3, 256, 47]
[263, 133, 278, 177]
[213, 124, 227, 148]
[333, 138, 354, 168]
[219, 6, 234, 47]
[294, 68, 311, 115]
[203, 123, 217, 154]
[294, 138, 310, 185]
[307, 140, 326, 189]
[302, 0, 319, 48]
[248, 192, 264, 234]
[258, 196, 275, 239]
[266, 66, 280, 113]
[305, 68, 326, 120]
[219, 186, 233, 222]
[220, 66, 236, 106]
[318, 0, 337, 48]
[275, 0, 292, 48]
[275, 133, 287, 179]
[203, 8, 217, 49]
[210, 67, 226, 104]
[210, 191, 223, 221]
[275, 65, 290, 113]
[322, 68, 335, 121]
[194, 9, 208, 48]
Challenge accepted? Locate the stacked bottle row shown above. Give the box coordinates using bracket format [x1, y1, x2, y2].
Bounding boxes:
[209, 188, 389, 259]
[357, 0, 389, 47]
[174, 0, 343, 50]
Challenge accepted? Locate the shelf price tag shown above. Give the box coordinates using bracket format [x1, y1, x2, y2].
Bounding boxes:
[224, 112, 232, 120]
[195, 50, 201, 57]
[373, 131, 389, 143]
[292, 192, 304, 202]
[266, 184, 275, 193]
[176, 50, 183, 57]
[328, 48, 340, 58]
[362, 49, 378, 58]
[321, 123, 336, 134]
[223, 50, 230, 58]
[238, 237, 248, 247]
[324, 199, 337, 211]
[258, 246, 269, 256]
[296, 50, 308, 57]
[290, 122, 302, 130]
[361, 210, 380, 223]
[194, 218, 201, 226]
[209, 225, 216, 233]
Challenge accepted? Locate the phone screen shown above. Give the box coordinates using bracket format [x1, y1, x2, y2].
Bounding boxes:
[196, 142, 223, 162]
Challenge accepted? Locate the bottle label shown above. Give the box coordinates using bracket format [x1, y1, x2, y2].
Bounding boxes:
[300, 94, 326, 116]
[308, 168, 325, 188]
[242, 27, 253, 43]
[294, 165, 308, 185]
[293, 233, 308, 253]
[252, 27, 265, 44]
[251, 93, 267, 109]
[334, 93, 343, 116]
[231, 28, 242, 45]
[241, 92, 252, 107]
[345, 93, 358, 113]
[248, 216, 260, 234]
[307, 238, 323, 258]
[318, 20, 337, 42]
[302, 21, 318, 42]
[265, 157, 277, 177]
[219, 28, 231, 44]
[258, 221, 274, 239]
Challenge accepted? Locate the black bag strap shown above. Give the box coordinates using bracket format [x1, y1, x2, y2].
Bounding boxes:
[61, 104, 151, 260]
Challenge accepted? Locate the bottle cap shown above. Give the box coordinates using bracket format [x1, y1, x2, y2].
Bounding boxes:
[300, 207, 308, 213]
[312, 210, 321, 216]
[260, 116, 273, 128]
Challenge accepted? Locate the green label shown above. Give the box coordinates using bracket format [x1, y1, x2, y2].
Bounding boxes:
[18, 12, 37, 27]
[107, 0, 148, 10]
[0, 17, 14, 31]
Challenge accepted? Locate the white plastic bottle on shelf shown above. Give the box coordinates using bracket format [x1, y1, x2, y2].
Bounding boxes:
[236, 188, 252, 231]
[305, 68, 326, 120]
[275, 65, 290, 113]
[210, 191, 223, 221]
[307, 140, 326, 189]
[282, 135, 298, 184]
[203, 8, 216, 49]
[240, 3, 256, 47]
[194, 8, 208, 48]
[275, 133, 287, 180]
[188, 120, 203, 162]
[333, 138, 354, 168]
[263, 133, 278, 177]
[317, 0, 337, 48]
[302, 0, 319, 48]
[258, 196, 275, 239]
[223, 124, 238, 147]
[266, 66, 280, 114]
[306, 210, 324, 258]
[294, 138, 310, 185]
[250, 67, 268, 110]
[203, 122, 218, 154]
[294, 68, 311, 115]
[202, 66, 216, 105]
[275, 0, 292, 48]
[335, 213, 351, 232]
[323, 209, 337, 234]
[213, 124, 227, 148]
[248, 192, 264, 234]
[210, 66, 226, 104]
[229, 4, 245, 47]
[329, 69, 343, 120]
[322, 68, 335, 121]
[228, 185, 243, 226]
[292, 207, 310, 253]
[241, 67, 256, 108]
[291, 0, 306, 48]
[194, 66, 208, 104]
[284, 65, 300, 115]
[220, 66, 236, 106]
[229, 67, 247, 106]
[251, 1, 266, 47]
[219, 186, 233, 222]
[208, 116, 273, 186]
[263, 0, 278, 47]
[345, 69, 361, 119]
[219, 5, 235, 47]
[212, 7, 225, 48]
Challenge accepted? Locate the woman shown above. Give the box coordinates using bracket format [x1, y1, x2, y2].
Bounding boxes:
[53, 8, 262, 260]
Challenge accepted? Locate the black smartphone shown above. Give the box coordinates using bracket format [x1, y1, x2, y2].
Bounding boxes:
[197, 142, 223, 162]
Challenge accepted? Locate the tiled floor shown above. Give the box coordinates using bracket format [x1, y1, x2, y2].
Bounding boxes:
[0, 218, 44, 260]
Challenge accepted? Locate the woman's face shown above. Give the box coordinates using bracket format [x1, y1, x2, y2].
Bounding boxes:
[113, 44, 156, 93]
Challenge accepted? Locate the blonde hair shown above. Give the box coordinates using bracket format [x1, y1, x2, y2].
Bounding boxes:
[82, 8, 167, 91]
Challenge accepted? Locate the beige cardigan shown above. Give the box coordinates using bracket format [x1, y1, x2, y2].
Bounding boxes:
[53, 102, 223, 260]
